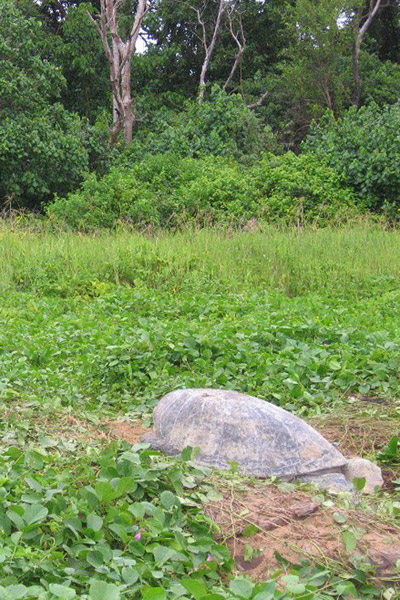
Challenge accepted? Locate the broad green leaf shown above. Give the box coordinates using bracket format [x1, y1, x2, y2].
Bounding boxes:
[253, 582, 277, 600]
[229, 579, 254, 599]
[286, 583, 306, 595]
[114, 477, 137, 497]
[181, 447, 194, 461]
[281, 575, 299, 585]
[49, 584, 76, 599]
[87, 551, 104, 568]
[7, 511, 24, 531]
[87, 514, 103, 531]
[121, 567, 139, 584]
[23, 504, 48, 525]
[95, 482, 116, 504]
[181, 578, 208, 599]
[142, 588, 167, 600]
[334, 581, 358, 596]
[353, 477, 366, 492]
[89, 581, 120, 600]
[129, 502, 146, 518]
[342, 530, 357, 554]
[333, 512, 347, 524]
[2, 585, 27, 600]
[242, 524, 260, 537]
[160, 490, 179, 510]
[328, 359, 341, 371]
[153, 545, 176, 566]
[243, 544, 254, 562]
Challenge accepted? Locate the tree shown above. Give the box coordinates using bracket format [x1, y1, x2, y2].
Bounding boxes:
[137, 0, 288, 108]
[90, 0, 149, 144]
[352, 0, 388, 107]
[56, 3, 110, 120]
[367, 0, 400, 63]
[0, 0, 109, 209]
[192, 0, 265, 105]
[303, 101, 400, 209]
[192, 0, 227, 103]
[0, 0, 64, 117]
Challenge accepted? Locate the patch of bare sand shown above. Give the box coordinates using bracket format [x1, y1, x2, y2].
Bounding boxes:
[206, 483, 400, 582]
[105, 420, 151, 443]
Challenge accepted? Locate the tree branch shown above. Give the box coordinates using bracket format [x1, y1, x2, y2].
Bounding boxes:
[193, 0, 227, 103]
[247, 90, 269, 110]
[352, 0, 385, 107]
[223, 8, 246, 90]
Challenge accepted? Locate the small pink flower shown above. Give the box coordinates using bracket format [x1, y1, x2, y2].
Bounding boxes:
[135, 531, 142, 541]
[206, 554, 213, 562]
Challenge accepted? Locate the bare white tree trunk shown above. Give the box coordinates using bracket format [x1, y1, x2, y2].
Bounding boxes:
[193, 0, 227, 104]
[352, 0, 385, 108]
[89, 0, 148, 145]
[223, 8, 246, 91]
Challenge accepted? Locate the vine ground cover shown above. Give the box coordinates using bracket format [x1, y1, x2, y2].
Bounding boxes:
[0, 226, 400, 598]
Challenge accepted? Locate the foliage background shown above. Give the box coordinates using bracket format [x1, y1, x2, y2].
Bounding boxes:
[2, 0, 400, 221]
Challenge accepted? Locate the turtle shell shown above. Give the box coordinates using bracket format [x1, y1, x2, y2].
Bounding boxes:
[142, 389, 346, 478]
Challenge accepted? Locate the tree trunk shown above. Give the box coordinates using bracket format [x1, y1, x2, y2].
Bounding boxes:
[352, 0, 384, 108]
[222, 9, 246, 91]
[112, 42, 120, 128]
[198, 58, 209, 104]
[194, 0, 226, 104]
[121, 58, 134, 145]
[352, 36, 362, 108]
[90, 0, 148, 145]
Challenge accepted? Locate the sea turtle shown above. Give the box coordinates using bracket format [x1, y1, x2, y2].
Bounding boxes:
[142, 389, 382, 492]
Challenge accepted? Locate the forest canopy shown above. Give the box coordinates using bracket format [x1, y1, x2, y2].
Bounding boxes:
[1, 0, 400, 225]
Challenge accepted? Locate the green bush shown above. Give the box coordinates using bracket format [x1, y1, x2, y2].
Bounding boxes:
[48, 152, 360, 230]
[125, 87, 280, 163]
[253, 153, 359, 225]
[48, 155, 258, 229]
[0, 106, 89, 209]
[48, 169, 152, 230]
[47, 155, 200, 230]
[0, 107, 116, 210]
[303, 102, 400, 210]
[0, 0, 113, 210]
[174, 159, 258, 225]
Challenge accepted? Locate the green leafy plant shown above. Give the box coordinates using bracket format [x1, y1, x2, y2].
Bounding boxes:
[47, 150, 361, 230]
[378, 437, 400, 465]
[303, 102, 400, 211]
[126, 87, 280, 163]
[252, 152, 359, 226]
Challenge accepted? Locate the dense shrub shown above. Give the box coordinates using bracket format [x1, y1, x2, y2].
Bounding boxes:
[48, 169, 152, 230]
[303, 102, 400, 210]
[0, 107, 114, 210]
[48, 152, 358, 230]
[125, 87, 280, 163]
[48, 156, 259, 229]
[172, 160, 258, 225]
[0, 0, 64, 117]
[0, 0, 113, 210]
[0, 106, 89, 209]
[253, 153, 359, 225]
[47, 155, 192, 230]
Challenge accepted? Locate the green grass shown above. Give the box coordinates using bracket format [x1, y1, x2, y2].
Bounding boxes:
[1, 225, 400, 297]
[1, 225, 400, 598]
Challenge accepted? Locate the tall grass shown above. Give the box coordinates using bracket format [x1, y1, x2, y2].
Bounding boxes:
[0, 224, 399, 297]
